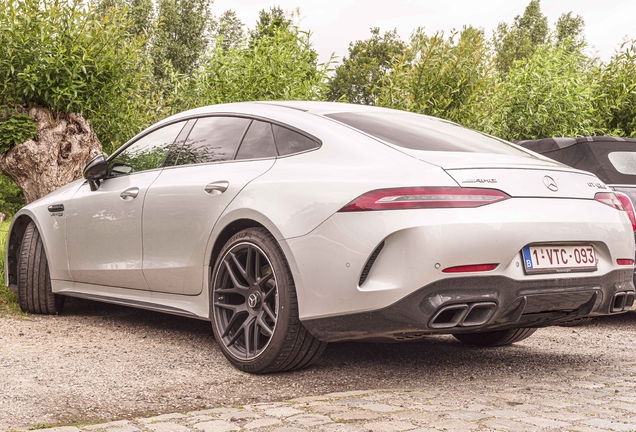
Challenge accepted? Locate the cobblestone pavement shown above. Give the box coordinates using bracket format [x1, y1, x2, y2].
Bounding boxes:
[29, 368, 636, 432]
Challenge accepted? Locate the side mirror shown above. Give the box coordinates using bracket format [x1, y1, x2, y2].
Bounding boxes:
[83, 154, 108, 191]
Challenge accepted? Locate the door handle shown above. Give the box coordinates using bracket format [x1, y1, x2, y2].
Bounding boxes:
[204, 181, 229, 196]
[120, 187, 139, 200]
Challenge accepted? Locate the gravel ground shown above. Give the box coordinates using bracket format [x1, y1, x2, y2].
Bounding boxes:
[1, 298, 635, 431]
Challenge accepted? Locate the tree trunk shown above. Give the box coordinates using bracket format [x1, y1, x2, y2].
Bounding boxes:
[0, 107, 102, 203]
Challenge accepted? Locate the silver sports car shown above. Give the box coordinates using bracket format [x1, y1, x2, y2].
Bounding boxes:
[6, 102, 636, 373]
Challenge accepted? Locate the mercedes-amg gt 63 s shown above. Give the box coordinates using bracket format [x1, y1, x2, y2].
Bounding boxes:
[6, 102, 635, 373]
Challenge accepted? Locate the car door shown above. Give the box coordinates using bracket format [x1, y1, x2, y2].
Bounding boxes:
[142, 117, 277, 295]
[66, 121, 187, 290]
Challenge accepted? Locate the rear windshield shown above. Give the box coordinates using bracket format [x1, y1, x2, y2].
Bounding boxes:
[326, 111, 532, 156]
[608, 151, 636, 175]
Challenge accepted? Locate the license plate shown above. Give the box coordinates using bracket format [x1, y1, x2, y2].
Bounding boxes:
[522, 245, 597, 274]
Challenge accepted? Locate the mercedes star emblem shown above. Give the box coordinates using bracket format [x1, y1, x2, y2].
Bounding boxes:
[543, 175, 558, 192]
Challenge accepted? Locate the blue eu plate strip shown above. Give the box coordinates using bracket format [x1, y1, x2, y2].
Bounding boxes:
[522, 247, 533, 269]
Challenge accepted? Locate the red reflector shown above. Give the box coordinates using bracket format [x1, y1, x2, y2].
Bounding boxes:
[616, 259, 634, 266]
[594, 192, 624, 211]
[615, 192, 636, 232]
[442, 264, 498, 273]
[339, 187, 510, 212]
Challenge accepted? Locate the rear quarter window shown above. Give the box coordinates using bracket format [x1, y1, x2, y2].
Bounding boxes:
[326, 111, 531, 156]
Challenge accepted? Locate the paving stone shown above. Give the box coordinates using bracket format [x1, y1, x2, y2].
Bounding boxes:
[326, 390, 371, 398]
[186, 415, 215, 423]
[331, 410, 382, 421]
[518, 416, 570, 428]
[218, 410, 259, 421]
[288, 395, 332, 403]
[189, 408, 243, 416]
[583, 418, 636, 431]
[271, 428, 307, 432]
[105, 426, 140, 432]
[243, 418, 282, 429]
[193, 420, 240, 432]
[145, 422, 190, 432]
[320, 424, 366, 432]
[47, 428, 81, 432]
[140, 413, 187, 423]
[431, 418, 481, 431]
[481, 409, 529, 419]
[309, 404, 350, 414]
[288, 413, 333, 427]
[445, 410, 491, 421]
[483, 418, 532, 432]
[393, 411, 444, 422]
[84, 420, 131, 430]
[356, 403, 403, 413]
[265, 407, 305, 417]
[361, 420, 417, 432]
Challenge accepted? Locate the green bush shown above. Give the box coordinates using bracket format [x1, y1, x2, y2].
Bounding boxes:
[0, 107, 36, 153]
[489, 41, 604, 140]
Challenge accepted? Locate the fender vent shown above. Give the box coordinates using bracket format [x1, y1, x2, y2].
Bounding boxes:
[359, 241, 385, 286]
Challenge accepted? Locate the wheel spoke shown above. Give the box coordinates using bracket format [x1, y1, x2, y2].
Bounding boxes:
[257, 311, 274, 337]
[242, 316, 256, 357]
[221, 309, 248, 338]
[224, 259, 248, 292]
[257, 271, 274, 287]
[262, 303, 276, 322]
[230, 251, 248, 279]
[245, 246, 254, 283]
[254, 250, 261, 281]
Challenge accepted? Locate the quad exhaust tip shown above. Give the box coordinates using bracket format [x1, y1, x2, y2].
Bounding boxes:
[611, 291, 635, 313]
[429, 302, 497, 329]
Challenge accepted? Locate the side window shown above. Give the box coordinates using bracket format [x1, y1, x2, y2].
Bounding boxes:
[272, 125, 318, 156]
[109, 121, 185, 176]
[174, 116, 250, 166]
[235, 120, 278, 160]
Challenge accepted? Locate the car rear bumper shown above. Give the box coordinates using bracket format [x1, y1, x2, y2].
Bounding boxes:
[302, 269, 635, 342]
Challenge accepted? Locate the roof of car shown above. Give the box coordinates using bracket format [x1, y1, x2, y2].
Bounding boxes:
[517, 136, 636, 184]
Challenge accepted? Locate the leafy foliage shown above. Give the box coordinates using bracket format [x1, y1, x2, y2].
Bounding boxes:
[492, 42, 602, 140]
[328, 28, 406, 105]
[0, 107, 36, 153]
[0, 175, 25, 216]
[211, 10, 245, 51]
[175, 26, 331, 109]
[0, 0, 155, 153]
[377, 27, 497, 130]
[151, 0, 212, 80]
[595, 40, 636, 138]
[493, 0, 549, 74]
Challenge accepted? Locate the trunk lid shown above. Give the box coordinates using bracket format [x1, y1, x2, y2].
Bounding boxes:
[404, 150, 611, 199]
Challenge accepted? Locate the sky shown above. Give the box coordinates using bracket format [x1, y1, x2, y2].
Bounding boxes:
[211, 0, 636, 64]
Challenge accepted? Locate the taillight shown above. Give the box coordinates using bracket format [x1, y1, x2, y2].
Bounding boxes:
[594, 192, 624, 211]
[614, 192, 636, 232]
[338, 187, 510, 212]
[616, 259, 634, 266]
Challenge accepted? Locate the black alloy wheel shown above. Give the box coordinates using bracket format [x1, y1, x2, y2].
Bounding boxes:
[210, 228, 326, 373]
[213, 241, 278, 360]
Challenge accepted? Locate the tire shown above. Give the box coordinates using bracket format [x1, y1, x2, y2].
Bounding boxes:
[17, 221, 64, 314]
[210, 227, 327, 373]
[558, 317, 594, 327]
[453, 327, 537, 347]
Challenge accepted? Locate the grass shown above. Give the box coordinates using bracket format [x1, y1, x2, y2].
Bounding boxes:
[0, 219, 21, 315]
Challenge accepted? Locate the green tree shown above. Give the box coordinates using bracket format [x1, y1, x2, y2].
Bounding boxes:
[555, 12, 585, 50]
[0, 0, 155, 201]
[176, 25, 331, 109]
[377, 27, 498, 130]
[151, 0, 212, 80]
[95, 0, 155, 36]
[211, 10, 245, 51]
[250, 6, 293, 42]
[327, 28, 406, 105]
[595, 40, 636, 137]
[493, 0, 549, 74]
[492, 42, 602, 141]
